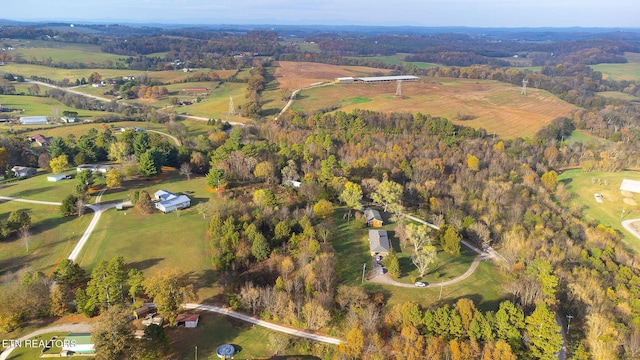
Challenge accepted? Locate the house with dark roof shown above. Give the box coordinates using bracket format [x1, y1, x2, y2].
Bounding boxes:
[364, 208, 383, 227]
[368, 230, 391, 255]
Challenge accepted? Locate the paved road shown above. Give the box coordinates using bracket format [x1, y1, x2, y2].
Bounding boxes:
[0, 196, 62, 206]
[0, 323, 92, 360]
[182, 304, 342, 345]
[25, 80, 114, 102]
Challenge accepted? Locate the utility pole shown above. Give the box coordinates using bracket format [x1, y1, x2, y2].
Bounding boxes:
[195, 345, 198, 360]
[361, 263, 367, 283]
[566, 314, 574, 334]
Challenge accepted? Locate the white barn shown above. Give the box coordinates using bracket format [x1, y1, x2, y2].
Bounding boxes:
[154, 190, 191, 213]
[19, 116, 48, 125]
[620, 179, 640, 194]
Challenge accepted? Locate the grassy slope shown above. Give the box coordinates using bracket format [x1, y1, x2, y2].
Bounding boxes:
[291, 79, 576, 138]
[558, 169, 640, 251]
[591, 52, 640, 81]
[74, 172, 219, 300]
[0, 200, 91, 277]
[0, 94, 116, 118]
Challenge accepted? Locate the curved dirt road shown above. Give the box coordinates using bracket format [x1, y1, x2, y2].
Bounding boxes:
[182, 304, 342, 345]
[370, 254, 488, 288]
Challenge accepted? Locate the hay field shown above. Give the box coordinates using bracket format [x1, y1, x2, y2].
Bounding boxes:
[592, 52, 640, 81]
[273, 61, 393, 89]
[291, 78, 577, 138]
[0, 63, 139, 82]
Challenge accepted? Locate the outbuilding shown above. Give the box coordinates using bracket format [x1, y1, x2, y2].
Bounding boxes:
[176, 313, 199, 328]
[364, 208, 384, 227]
[11, 166, 37, 177]
[19, 116, 48, 125]
[47, 173, 67, 182]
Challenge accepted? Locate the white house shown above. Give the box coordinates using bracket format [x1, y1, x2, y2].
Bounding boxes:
[154, 190, 191, 213]
[47, 173, 66, 182]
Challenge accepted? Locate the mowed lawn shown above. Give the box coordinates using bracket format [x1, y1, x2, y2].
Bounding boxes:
[592, 52, 640, 81]
[4, 332, 94, 360]
[167, 312, 331, 360]
[0, 172, 78, 202]
[0, 200, 91, 277]
[559, 170, 640, 251]
[332, 209, 506, 310]
[74, 173, 220, 300]
[0, 94, 117, 118]
[291, 78, 576, 138]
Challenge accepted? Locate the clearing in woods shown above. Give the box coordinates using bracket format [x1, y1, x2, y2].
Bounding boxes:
[274, 61, 576, 138]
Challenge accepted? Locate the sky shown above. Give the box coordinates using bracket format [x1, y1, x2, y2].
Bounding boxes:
[5, 0, 639, 28]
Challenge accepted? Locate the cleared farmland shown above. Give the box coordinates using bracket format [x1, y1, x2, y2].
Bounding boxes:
[592, 52, 640, 81]
[289, 78, 577, 138]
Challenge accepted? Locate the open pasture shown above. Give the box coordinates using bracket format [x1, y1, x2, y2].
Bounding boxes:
[558, 170, 640, 252]
[592, 52, 640, 81]
[0, 63, 140, 83]
[0, 200, 91, 277]
[0, 94, 117, 119]
[291, 78, 576, 138]
[273, 61, 394, 90]
[8, 41, 123, 65]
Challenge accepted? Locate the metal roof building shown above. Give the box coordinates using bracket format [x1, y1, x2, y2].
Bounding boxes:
[357, 75, 420, 83]
[621, 179, 640, 194]
[19, 116, 48, 125]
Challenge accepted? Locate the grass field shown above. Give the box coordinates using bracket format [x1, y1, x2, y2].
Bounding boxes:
[0, 171, 80, 202]
[0, 200, 91, 277]
[565, 129, 611, 146]
[345, 53, 437, 69]
[167, 312, 330, 359]
[558, 169, 640, 251]
[273, 61, 394, 90]
[332, 209, 506, 310]
[9, 41, 123, 65]
[597, 91, 640, 101]
[74, 171, 220, 300]
[291, 78, 576, 138]
[0, 64, 139, 83]
[0, 94, 117, 119]
[592, 52, 640, 81]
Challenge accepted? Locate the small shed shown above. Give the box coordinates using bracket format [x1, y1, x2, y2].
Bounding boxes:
[176, 313, 199, 328]
[134, 305, 150, 319]
[364, 208, 384, 227]
[47, 173, 66, 182]
[11, 166, 37, 177]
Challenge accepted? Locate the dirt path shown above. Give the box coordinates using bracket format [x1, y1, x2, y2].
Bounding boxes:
[146, 129, 181, 146]
[0, 196, 61, 206]
[622, 219, 640, 241]
[182, 304, 342, 345]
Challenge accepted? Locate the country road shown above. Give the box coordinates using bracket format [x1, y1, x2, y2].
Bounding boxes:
[25, 80, 114, 102]
[182, 304, 342, 345]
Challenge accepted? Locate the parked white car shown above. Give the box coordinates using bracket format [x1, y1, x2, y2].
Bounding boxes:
[415, 281, 427, 287]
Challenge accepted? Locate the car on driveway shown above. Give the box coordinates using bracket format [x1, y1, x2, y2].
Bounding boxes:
[414, 281, 427, 287]
[376, 255, 383, 262]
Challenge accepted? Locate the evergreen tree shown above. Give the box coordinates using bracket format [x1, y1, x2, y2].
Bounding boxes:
[525, 303, 562, 360]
